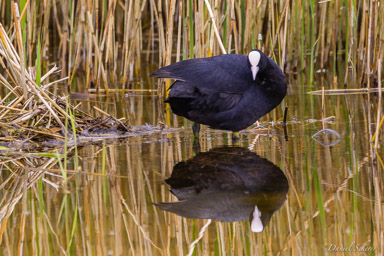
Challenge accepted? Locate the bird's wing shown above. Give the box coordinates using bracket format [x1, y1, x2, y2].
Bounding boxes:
[150, 54, 250, 93]
[167, 81, 243, 113]
[192, 89, 243, 112]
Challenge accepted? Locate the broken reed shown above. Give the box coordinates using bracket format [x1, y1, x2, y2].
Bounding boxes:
[0, 0, 383, 93]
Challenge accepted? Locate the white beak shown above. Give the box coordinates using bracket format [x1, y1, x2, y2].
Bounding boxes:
[251, 65, 259, 80]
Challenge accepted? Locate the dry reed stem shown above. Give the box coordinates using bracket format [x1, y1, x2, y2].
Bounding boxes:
[0, 22, 74, 128]
[10, 2, 27, 99]
[204, 0, 226, 54]
[0, 95, 24, 120]
[372, 40, 383, 148]
[187, 219, 212, 256]
[1, 0, 382, 90]
[0, 157, 59, 242]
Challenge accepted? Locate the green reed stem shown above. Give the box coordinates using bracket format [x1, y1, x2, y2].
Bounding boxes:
[300, 1, 305, 72]
[309, 0, 315, 86]
[189, 0, 194, 58]
[102, 142, 108, 203]
[36, 35, 41, 86]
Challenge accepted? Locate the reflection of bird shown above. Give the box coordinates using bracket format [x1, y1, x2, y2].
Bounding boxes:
[155, 147, 289, 232]
[150, 50, 287, 138]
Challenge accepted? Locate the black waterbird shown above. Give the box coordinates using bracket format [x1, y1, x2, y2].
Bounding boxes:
[155, 147, 289, 233]
[150, 50, 287, 138]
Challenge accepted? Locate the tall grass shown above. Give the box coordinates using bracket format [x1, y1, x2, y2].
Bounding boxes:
[0, 0, 383, 92]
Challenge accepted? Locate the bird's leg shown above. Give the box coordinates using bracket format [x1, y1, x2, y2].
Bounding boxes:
[192, 138, 201, 154]
[232, 132, 240, 141]
[192, 123, 200, 138]
[192, 123, 201, 153]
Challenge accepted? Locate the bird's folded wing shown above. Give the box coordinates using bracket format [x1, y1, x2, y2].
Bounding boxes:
[150, 55, 250, 93]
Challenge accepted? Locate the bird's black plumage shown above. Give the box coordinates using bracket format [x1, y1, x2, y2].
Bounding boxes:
[150, 50, 287, 132]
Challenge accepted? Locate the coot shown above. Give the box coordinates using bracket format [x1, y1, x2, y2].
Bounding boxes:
[155, 146, 289, 232]
[151, 50, 287, 135]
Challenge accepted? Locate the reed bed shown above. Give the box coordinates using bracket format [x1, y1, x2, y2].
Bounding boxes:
[0, 0, 383, 93]
[0, 15, 168, 151]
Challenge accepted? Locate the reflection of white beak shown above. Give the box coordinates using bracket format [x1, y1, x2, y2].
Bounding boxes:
[251, 66, 259, 80]
[251, 205, 263, 232]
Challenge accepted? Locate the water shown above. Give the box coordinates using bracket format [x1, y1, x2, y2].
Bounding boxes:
[1, 74, 383, 255]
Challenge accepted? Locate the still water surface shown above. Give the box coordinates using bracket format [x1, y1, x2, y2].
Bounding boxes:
[1, 74, 383, 255]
